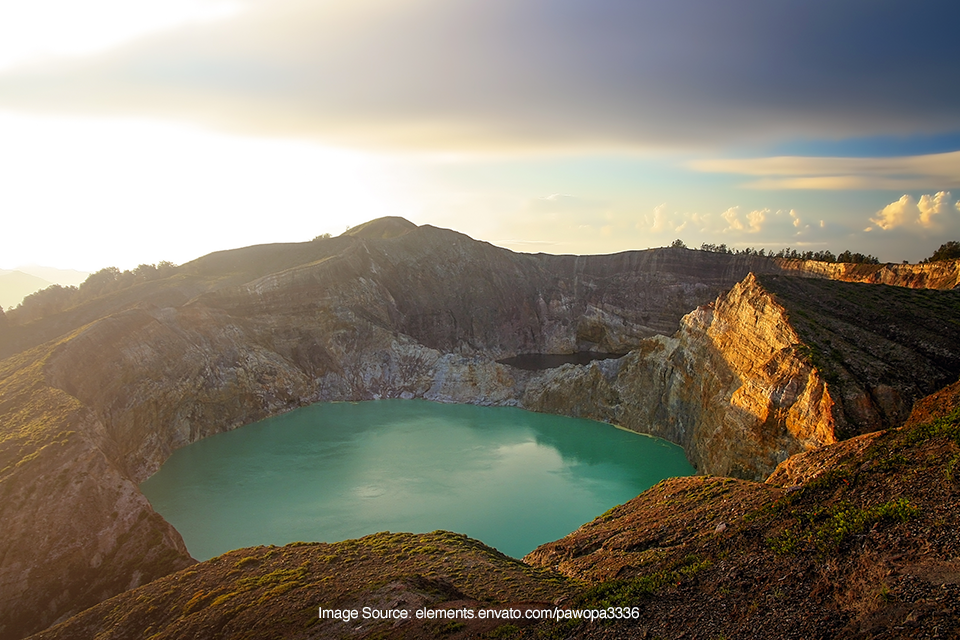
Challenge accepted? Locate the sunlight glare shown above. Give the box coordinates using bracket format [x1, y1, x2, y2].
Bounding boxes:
[0, 111, 416, 270]
[0, 0, 243, 70]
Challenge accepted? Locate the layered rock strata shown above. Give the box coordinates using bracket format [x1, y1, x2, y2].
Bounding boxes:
[775, 256, 960, 289]
[522, 274, 838, 478]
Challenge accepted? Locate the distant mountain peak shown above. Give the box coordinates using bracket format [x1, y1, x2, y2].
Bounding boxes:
[0, 271, 53, 310]
[341, 216, 417, 240]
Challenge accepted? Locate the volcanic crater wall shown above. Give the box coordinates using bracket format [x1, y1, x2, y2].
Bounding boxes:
[3, 220, 960, 639]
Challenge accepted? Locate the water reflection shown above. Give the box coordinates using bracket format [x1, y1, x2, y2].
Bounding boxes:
[141, 400, 693, 560]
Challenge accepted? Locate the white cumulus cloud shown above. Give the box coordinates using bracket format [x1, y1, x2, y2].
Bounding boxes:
[869, 191, 954, 231]
[721, 206, 767, 233]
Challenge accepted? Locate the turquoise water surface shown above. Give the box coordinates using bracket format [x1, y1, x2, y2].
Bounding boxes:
[140, 400, 694, 559]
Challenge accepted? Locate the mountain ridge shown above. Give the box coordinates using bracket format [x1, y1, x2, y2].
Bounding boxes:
[2, 217, 960, 638]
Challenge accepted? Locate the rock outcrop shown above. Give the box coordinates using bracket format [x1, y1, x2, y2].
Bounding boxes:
[2, 218, 960, 638]
[523, 273, 960, 479]
[775, 257, 960, 289]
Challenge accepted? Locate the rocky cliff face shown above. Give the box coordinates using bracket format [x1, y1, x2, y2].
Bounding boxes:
[522, 274, 839, 478]
[0, 345, 194, 640]
[760, 275, 960, 437]
[775, 257, 960, 289]
[11, 222, 956, 364]
[524, 273, 960, 479]
[2, 218, 960, 638]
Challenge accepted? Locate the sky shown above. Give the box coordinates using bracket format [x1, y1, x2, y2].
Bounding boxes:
[1, 0, 960, 271]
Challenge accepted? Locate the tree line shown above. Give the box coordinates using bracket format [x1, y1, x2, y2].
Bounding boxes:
[6, 261, 177, 323]
[672, 240, 960, 265]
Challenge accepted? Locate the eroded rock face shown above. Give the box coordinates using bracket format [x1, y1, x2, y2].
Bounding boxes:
[759, 275, 960, 438]
[775, 257, 960, 289]
[3, 220, 960, 638]
[523, 274, 838, 479]
[524, 273, 960, 479]
[0, 373, 192, 640]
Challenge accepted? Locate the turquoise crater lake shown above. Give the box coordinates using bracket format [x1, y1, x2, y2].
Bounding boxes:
[140, 400, 694, 560]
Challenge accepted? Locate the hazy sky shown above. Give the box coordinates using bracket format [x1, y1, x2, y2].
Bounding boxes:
[2, 0, 960, 270]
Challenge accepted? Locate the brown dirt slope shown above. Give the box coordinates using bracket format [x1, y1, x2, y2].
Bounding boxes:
[0, 339, 194, 640]
[906, 378, 960, 427]
[523, 390, 960, 640]
[27, 531, 575, 640]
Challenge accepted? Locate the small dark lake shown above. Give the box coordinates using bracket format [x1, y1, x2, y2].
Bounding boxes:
[497, 351, 625, 371]
[141, 400, 693, 560]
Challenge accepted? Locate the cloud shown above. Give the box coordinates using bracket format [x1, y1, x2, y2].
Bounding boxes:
[721, 207, 743, 231]
[689, 151, 960, 190]
[649, 203, 671, 232]
[641, 203, 701, 234]
[721, 206, 767, 233]
[868, 191, 955, 231]
[640, 204, 813, 239]
[0, 0, 958, 151]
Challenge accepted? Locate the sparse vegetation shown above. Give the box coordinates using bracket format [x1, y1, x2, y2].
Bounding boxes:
[904, 406, 960, 446]
[581, 554, 712, 607]
[768, 498, 920, 554]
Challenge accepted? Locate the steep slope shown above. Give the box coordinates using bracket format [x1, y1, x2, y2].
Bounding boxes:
[8, 220, 956, 363]
[763, 275, 960, 437]
[0, 343, 194, 640]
